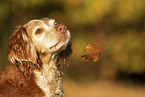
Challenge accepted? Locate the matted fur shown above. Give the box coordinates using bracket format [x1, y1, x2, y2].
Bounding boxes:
[0, 18, 72, 97]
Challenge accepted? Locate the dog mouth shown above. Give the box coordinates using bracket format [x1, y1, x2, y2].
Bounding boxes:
[49, 35, 67, 50]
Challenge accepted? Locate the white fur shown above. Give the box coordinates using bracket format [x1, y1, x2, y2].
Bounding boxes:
[48, 19, 55, 27]
[34, 61, 58, 97]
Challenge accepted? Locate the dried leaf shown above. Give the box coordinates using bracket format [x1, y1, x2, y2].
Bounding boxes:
[82, 43, 108, 62]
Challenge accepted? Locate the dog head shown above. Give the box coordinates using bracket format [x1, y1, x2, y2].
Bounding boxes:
[8, 18, 72, 65]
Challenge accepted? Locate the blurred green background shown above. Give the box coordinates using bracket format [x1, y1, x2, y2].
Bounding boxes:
[0, 0, 145, 97]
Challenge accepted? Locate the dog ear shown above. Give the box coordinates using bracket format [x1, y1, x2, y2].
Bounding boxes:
[7, 26, 38, 64]
[58, 41, 72, 61]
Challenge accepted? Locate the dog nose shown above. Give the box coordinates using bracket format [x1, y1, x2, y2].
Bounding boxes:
[57, 25, 67, 33]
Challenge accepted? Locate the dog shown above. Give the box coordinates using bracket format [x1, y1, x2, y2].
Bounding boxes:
[0, 18, 72, 97]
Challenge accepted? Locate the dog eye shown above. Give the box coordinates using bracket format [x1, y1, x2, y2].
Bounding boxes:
[35, 29, 43, 35]
[54, 22, 58, 26]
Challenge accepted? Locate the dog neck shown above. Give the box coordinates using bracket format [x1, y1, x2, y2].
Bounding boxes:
[33, 53, 63, 97]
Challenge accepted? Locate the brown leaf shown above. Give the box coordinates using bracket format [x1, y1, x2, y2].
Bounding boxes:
[81, 43, 108, 62]
[85, 43, 103, 54]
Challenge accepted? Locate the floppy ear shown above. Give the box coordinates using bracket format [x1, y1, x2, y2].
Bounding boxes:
[7, 26, 38, 64]
[58, 41, 72, 61]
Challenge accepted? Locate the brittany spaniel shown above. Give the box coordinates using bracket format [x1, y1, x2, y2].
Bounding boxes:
[0, 18, 72, 97]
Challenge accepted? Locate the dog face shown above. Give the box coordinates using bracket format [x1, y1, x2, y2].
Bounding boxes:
[24, 18, 71, 53]
[8, 18, 72, 64]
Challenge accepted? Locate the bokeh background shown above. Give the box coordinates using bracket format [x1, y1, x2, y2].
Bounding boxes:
[0, 0, 145, 97]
